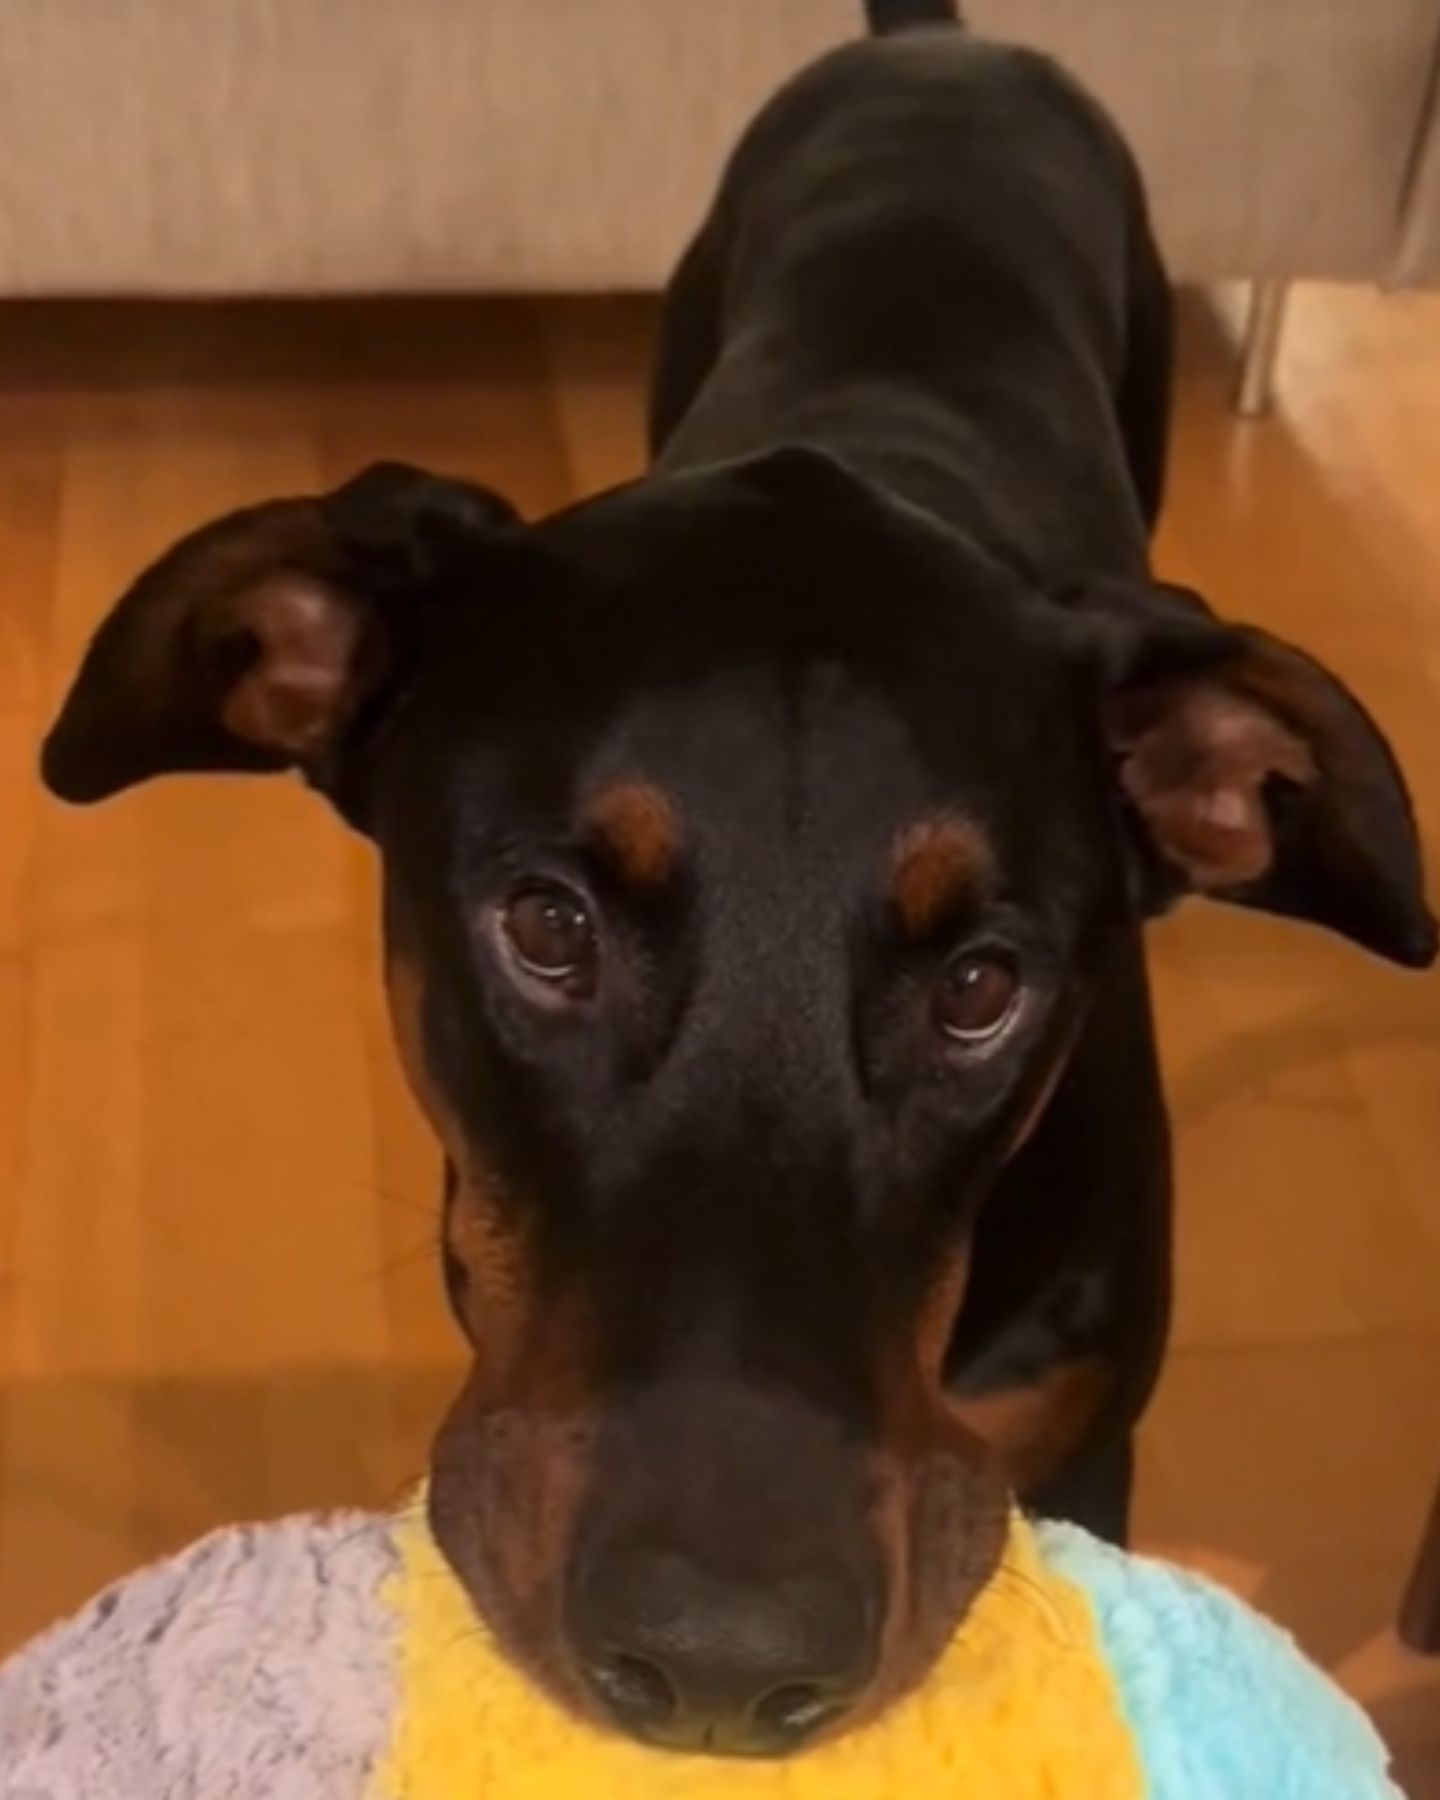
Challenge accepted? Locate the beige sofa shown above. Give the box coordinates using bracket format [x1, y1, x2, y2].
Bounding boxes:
[3, 0, 1440, 402]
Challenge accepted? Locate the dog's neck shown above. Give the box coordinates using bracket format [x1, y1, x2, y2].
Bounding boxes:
[654, 348, 1150, 591]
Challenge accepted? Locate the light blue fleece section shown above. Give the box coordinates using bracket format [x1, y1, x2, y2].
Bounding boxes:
[1036, 1522, 1403, 1799]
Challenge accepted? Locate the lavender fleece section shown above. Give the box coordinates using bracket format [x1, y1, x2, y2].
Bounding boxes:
[0, 1511, 1404, 1798]
[0, 1513, 397, 1800]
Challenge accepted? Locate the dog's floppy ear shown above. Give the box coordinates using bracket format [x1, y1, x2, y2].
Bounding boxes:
[41, 462, 517, 808]
[1070, 576, 1436, 968]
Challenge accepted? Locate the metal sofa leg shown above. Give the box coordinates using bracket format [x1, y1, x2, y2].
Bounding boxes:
[1234, 278, 1291, 419]
[1400, 1470, 1440, 1655]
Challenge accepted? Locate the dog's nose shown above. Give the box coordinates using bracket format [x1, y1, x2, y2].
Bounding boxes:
[568, 1547, 874, 1755]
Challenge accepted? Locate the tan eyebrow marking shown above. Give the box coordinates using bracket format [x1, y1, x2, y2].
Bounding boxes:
[583, 780, 682, 890]
[890, 815, 991, 937]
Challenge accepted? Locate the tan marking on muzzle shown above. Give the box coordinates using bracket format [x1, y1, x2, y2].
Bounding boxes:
[430, 1354, 601, 1717]
[388, 951, 604, 1700]
[864, 1368, 1009, 1725]
[384, 953, 531, 1367]
[950, 1355, 1114, 1493]
[915, 1248, 972, 1386]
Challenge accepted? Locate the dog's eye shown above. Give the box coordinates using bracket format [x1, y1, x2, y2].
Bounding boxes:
[935, 951, 1021, 1044]
[501, 884, 598, 997]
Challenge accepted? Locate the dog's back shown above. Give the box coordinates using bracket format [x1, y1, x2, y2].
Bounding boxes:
[649, 3, 1171, 566]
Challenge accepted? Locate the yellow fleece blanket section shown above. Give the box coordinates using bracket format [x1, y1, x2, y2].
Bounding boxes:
[377, 1503, 1143, 1800]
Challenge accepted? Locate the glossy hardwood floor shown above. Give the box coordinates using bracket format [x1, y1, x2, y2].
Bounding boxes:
[1, 290, 1438, 1790]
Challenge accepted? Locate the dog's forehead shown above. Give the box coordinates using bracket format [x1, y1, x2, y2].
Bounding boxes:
[577, 662, 938, 872]
[496, 466, 1073, 751]
[397, 630, 1090, 918]
[579, 657, 993, 836]
[388, 469, 1098, 880]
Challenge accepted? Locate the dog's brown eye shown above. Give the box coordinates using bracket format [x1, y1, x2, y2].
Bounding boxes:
[502, 885, 597, 995]
[935, 951, 1021, 1044]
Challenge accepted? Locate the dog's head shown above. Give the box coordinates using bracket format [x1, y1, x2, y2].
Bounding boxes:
[42, 449, 1433, 1753]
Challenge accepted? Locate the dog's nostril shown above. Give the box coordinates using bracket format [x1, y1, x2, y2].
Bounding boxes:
[569, 1545, 875, 1752]
[589, 1651, 678, 1729]
[753, 1680, 841, 1742]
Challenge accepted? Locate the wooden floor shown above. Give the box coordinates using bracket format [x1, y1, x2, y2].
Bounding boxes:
[2, 290, 1439, 1789]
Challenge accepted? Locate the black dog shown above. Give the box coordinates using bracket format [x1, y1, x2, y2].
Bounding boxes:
[41, 0, 1433, 1760]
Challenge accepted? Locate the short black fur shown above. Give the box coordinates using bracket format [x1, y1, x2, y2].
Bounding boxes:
[36, 5, 1434, 1757]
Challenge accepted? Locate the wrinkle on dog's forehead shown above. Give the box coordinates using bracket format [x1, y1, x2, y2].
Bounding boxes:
[586, 661, 957, 867]
[571, 654, 1087, 932]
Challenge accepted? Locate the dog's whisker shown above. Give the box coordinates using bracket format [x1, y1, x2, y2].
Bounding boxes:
[334, 1239, 443, 1296]
[355, 1180, 442, 1221]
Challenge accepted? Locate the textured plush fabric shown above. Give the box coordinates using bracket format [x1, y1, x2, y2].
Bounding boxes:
[375, 1503, 1145, 1799]
[0, 1504, 1402, 1798]
[0, 0, 1438, 297]
[1039, 1523, 1403, 1800]
[0, 1513, 397, 1799]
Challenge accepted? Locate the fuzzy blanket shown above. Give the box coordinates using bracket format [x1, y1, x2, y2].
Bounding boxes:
[0, 1505, 1401, 1799]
